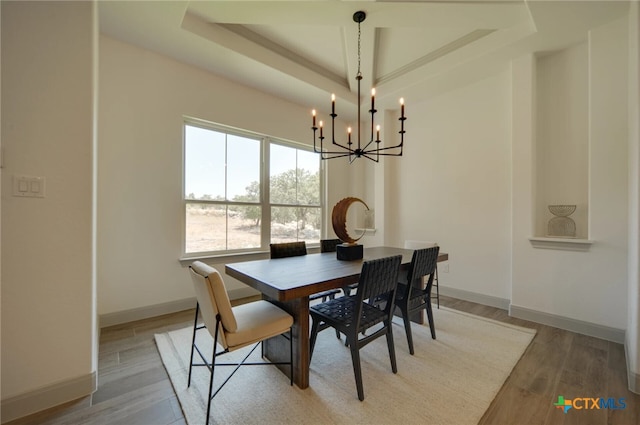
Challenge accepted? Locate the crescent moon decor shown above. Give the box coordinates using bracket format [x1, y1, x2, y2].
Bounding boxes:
[331, 197, 369, 260]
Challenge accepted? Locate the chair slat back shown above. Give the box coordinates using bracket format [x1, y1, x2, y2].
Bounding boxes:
[189, 261, 238, 349]
[406, 246, 440, 296]
[404, 240, 437, 250]
[357, 255, 402, 305]
[270, 241, 307, 258]
[320, 239, 342, 253]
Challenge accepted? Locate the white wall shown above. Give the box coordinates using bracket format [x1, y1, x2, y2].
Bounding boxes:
[388, 70, 513, 302]
[1, 0, 97, 418]
[97, 36, 353, 316]
[511, 17, 629, 332]
[385, 15, 630, 336]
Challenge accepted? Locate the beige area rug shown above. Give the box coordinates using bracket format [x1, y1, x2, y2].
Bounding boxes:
[155, 307, 535, 425]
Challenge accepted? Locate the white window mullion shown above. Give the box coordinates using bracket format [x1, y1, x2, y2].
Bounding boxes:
[261, 137, 270, 251]
[224, 134, 229, 251]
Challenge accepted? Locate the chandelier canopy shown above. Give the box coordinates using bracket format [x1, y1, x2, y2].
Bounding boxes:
[311, 11, 406, 163]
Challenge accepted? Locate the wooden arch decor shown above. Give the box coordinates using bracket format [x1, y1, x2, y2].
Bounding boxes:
[331, 197, 370, 244]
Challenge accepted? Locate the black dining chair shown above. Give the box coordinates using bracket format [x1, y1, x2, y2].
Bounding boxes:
[320, 238, 358, 297]
[270, 241, 341, 302]
[394, 245, 440, 355]
[320, 238, 342, 253]
[404, 240, 440, 308]
[269, 241, 307, 258]
[309, 255, 402, 401]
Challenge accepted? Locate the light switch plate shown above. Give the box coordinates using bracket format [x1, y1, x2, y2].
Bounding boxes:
[13, 175, 45, 198]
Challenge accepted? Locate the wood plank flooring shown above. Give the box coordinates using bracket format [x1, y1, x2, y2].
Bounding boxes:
[6, 295, 639, 425]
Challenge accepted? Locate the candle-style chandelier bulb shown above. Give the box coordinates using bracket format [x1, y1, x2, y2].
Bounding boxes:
[310, 10, 406, 163]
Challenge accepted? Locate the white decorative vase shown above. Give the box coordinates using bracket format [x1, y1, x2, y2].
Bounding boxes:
[547, 205, 576, 238]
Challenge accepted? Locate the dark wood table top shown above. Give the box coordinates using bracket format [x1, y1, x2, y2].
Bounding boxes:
[225, 246, 448, 302]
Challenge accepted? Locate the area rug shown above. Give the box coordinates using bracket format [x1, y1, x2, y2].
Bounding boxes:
[155, 306, 535, 425]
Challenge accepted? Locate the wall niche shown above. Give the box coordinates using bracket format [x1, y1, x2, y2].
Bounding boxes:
[535, 43, 589, 239]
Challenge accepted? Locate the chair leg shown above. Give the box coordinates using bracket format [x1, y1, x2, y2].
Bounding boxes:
[188, 302, 200, 387]
[348, 338, 365, 401]
[385, 324, 398, 373]
[426, 302, 436, 339]
[205, 345, 216, 425]
[401, 306, 415, 355]
[309, 319, 321, 363]
[329, 292, 341, 340]
[434, 265, 440, 309]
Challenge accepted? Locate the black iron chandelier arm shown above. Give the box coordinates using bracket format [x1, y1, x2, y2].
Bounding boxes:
[363, 145, 403, 154]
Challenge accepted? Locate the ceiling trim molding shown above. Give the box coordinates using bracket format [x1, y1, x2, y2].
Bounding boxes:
[219, 23, 347, 88]
[376, 29, 496, 86]
[181, 11, 356, 102]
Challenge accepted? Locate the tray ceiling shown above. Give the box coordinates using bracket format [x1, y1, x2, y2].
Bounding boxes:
[99, 1, 630, 120]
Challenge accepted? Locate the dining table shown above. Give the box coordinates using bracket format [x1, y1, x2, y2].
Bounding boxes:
[225, 245, 449, 389]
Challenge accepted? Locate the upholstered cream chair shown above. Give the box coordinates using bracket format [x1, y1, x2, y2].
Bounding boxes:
[404, 240, 440, 308]
[188, 261, 293, 425]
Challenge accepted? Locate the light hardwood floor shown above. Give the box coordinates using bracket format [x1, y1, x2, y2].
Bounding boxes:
[6, 296, 639, 425]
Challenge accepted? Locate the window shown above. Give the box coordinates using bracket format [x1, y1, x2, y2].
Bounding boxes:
[183, 120, 323, 256]
[270, 144, 322, 244]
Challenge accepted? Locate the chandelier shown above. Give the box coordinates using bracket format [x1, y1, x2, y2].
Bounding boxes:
[311, 11, 406, 163]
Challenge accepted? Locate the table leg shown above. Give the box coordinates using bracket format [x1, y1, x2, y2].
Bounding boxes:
[263, 296, 310, 389]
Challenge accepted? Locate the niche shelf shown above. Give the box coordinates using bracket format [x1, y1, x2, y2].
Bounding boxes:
[528, 237, 593, 251]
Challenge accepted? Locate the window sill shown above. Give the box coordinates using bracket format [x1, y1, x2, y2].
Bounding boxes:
[528, 237, 594, 251]
[179, 250, 271, 266]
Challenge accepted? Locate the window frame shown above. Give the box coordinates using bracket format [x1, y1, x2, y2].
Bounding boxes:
[182, 117, 325, 259]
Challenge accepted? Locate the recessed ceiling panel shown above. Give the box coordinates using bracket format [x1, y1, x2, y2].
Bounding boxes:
[375, 26, 474, 78]
[246, 24, 346, 79]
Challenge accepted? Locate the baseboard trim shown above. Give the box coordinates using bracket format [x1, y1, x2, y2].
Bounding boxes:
[439, 286, 511, 310]
[99, 287, 259, 328]
[509, 304, 626, 344]
[99, 297, 197, 328]
[625, 336, 640, 394]
[629, 369, 640, 394]
[1, 372, 96, 424]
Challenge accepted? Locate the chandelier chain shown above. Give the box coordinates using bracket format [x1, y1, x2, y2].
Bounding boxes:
[357, 20, 361, 76]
